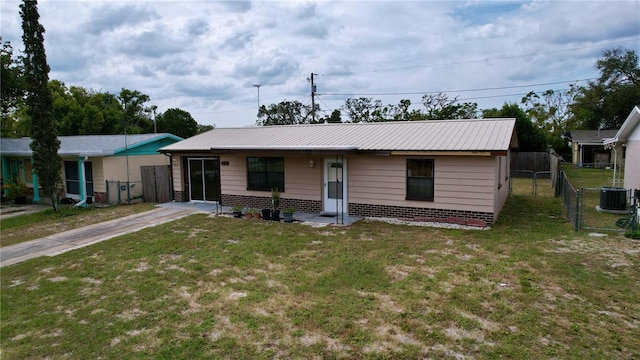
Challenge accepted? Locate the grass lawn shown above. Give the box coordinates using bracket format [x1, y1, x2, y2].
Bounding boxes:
[0, 203, 156, 247]
[560, 165, 624, 189]
[1, 196, 639, 359]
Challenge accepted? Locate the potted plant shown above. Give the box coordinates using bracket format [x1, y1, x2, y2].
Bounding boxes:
[231, 205, 243, 218]
[283, 207, 295, 223]
[6, 178, 28, 205]
[271, 188, 281, 221]
[244, 208, 253, 219]
[251, 209, 261, 219]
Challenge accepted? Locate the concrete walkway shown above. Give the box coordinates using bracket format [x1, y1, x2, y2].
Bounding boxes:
[0, 206, 196, 267]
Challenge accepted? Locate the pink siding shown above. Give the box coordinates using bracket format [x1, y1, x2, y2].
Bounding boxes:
[624, 140, 640, 190]
[493, 155, 511, 221]
[221, 154, 322, 201]
[348, 155, 497, 213]
[171, 151, 506, 216]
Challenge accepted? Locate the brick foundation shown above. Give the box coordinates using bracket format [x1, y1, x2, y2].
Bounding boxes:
[173, 191, 188, 202]
[349, 202, 494, 226]
[93, 192, 107, 203]
[222, 194, 322, 214]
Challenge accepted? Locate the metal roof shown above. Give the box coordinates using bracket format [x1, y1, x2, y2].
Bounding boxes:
[569, 129, 619, 144]
[1, 133, 181, 157]
[160, 118, 517, 153]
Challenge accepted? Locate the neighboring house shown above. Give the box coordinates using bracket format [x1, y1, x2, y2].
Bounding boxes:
[604, 106, 640, 191]
[160, 119, 517, 226]
[569, 129, 619, 168]
[1, 133, 182, 203]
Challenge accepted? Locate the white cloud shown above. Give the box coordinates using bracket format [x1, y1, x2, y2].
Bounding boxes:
[1, 0, 638, 128]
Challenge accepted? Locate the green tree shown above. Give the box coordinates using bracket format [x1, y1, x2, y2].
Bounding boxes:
[20, 0, 62, 211]
[196, 123, 214, 134]
[342, 98, 424, 123]
[118, 88, 153, 133]
[341, 97, 374, 123]
[155, 108, 198, 138]
[257, 100, 314, 126]
[48, 81, 124, 135]
[422, 93, 479, 119]
[571, 48, 640, 130]
[319, 109, 342, 123]
[483, 103, 548, 152]
[1, 39, 25, 137]
[521, 88, 575, 153]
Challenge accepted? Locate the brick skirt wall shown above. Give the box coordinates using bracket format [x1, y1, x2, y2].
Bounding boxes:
[222, 194, 322, 214]
[93, 192, 107, 203]
[349, 202, 494, 226]
[173, 191, 188, 202]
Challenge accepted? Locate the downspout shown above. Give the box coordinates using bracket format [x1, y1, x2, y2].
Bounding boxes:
[31, 156, 41, 202]
[1, 157, 8, 197]
[75, 156, 87, 208]
[612, 146, 618, 188]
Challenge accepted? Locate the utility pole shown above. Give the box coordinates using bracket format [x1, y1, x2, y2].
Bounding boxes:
[253, 84, 261, 119]
[310, 73, 316, 123]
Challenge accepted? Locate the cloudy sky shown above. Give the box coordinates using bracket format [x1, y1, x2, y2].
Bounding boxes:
[1, 1, 639, 128]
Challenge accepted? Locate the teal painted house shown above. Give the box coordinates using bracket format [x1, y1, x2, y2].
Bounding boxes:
[1, 133, 182, 204]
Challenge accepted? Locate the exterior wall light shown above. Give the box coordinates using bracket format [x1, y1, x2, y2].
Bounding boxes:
[309, 159, 314, 168]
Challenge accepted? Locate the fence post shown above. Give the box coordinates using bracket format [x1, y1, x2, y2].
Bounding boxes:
[117, 181, 121, 205]
[574, 188, 581, 231]
[105, 180, 109, 205]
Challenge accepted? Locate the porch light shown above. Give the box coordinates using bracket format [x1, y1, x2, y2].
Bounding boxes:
[309, 159, 314, 168]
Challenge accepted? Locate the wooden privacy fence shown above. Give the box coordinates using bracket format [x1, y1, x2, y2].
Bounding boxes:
[510, 152, 551, 172]
[141, 165, 172, 203]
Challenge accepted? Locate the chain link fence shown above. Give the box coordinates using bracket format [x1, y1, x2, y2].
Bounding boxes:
[510, 170, 555, 197]
[511, 169, 638, 232]
[554, 171, 638, 232]
[105, 180, 143, 205]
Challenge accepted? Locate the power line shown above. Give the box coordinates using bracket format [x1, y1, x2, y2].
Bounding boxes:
[319, 39, 639, 76]
[319, 78, 593, 97]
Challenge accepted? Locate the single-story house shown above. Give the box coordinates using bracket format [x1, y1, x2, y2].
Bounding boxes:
[160, 119, 517, 226]
[604, 106, 640, 191]
[1, 133, 182, 203]
[569, 129, 619, 168]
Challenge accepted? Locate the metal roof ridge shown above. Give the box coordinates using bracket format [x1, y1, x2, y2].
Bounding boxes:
[212, 118, 514, 129]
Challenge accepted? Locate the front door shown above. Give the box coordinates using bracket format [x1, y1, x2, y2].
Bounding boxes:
[188, 158, 221, 202]
[323, 158, 347, 213]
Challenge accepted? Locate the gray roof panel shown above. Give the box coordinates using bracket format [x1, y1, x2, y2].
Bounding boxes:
[1, 134, 179, 157]
[161, 119, 517, 153]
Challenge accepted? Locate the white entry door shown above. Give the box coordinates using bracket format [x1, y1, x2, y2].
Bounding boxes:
[323, 158, 347, 213]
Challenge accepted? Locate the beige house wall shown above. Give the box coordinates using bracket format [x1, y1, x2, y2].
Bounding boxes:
[348, 155, 497, 214]
[624, 139, 640, 190]
[169, 152, 506, 217]
[220, 153, 322, 201]
[493, 155, 510, 220]
[88, 157, 105, 192]
[103, 154, 170, 183]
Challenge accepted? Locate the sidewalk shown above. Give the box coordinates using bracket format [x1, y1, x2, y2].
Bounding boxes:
[1, 206, 196, 267]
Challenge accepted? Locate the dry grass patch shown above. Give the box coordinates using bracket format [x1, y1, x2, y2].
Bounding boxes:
[1, 196, 639, 359]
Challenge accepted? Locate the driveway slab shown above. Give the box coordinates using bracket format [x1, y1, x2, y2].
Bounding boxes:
[1, 206, 194, 267]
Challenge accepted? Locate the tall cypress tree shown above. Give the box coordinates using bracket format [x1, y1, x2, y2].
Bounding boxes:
[20, 0, 62, 211]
